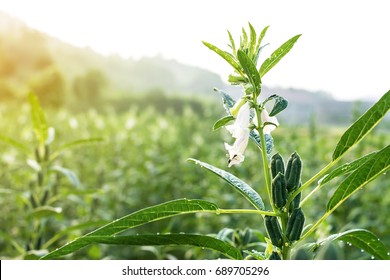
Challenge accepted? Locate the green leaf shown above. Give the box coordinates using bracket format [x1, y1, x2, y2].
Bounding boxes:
[188, 159, 265, 210]
[249, 130, 273, 156]
[319, 229, 389, 260]
[28, 93, 48, 147]
[30, 206, 62, 219]
[248, 22, 257, 58]
[332, 90, 390, 160]
[256, 26, 269, 51]
[213, 115, 235, 131]
[319, 152, 376, 186]
[202, 41, 242, 74]
[227, 30, 236, 54]
[57, 137, 104, 152]
[80, 234, 243, 260]
[214, 88, 236, 113]
[266, 95, 289, 116]
[240, 27, 248, 49]
[51, 137, 103, 160]
[50, 166, 81, 188]
[41, 199, 219, 259]
[259, 34, 301, 77]
[254, 26, 270, 65]
[0, 134, 30, 155]
[237, 50, 261, 95]
[43, 220, 108, 249]
[327, 145, 390, 211]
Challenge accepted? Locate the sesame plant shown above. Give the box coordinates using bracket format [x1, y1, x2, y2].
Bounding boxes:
[40, 24, 389, 260]
[0, 93, 102, 259]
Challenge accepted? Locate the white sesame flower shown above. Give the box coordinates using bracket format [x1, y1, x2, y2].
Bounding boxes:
[224, 128, 250, 167]
[225, 103, 250, 167]
[261, 109, 279, 134]
[253, 108, 279, 134]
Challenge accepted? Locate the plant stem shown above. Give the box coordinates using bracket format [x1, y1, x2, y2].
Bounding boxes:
[287, 159, 339, 206]
[253, 101, 274, 212]
[216, 208, 277, 216]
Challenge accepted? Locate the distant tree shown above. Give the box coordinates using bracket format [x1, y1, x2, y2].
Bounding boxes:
[72, 69, 107, 108]
[28, 66, 66, 107]
[0, 80, 16, 101]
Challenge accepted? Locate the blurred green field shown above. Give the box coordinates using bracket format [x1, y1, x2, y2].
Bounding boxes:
[0, 96, 389, 260]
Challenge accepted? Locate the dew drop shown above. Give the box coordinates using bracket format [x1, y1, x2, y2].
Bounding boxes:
[361, 249, 365, 253]
[371, 256, 375, 260]
[215, 209, 221, 215]
[347, 242, 352, 246]
[157, 232, 160, 235]
[387, 252, 390, 256]
[201, 247, 205, 250]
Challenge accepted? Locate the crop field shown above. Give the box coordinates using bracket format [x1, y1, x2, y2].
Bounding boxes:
[1, 96, 388, 260]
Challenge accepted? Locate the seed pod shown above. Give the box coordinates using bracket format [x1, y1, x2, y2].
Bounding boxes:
[269, 251, 282, 260]
[265, 215, 283, 248]
[29, 193, 38, 208]
[35, 147, 41, 163]
[241, 228, 251, 246]
[270, 153, 285, 179]
[286, 208, 305, 242]
[289, 191, 302, 213]
[272, 172, 287, 209]
[40, 189, 49, 205]
[44, 144, 50, 162]
[286, 153, 302, 192]
[284, 152, 295, 181]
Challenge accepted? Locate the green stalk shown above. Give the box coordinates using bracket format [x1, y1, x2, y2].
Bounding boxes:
[287, 159, 339, 206]
[255, 106, 274, 212]
[213, 208, 277, 216]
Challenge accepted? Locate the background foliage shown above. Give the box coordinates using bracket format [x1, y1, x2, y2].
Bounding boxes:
[0, 96, 388, 259]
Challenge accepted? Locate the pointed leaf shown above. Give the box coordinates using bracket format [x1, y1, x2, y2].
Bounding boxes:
[81, 234, 243, 260]
[267, 95, 289, 116]
[260, 34, 301, 77]
[248, 22, 257, 58]
[249, 130, 273, 156]
[30, 206, 62, 219]
[237, 50, 261, 95]
[319, 229, 389, 260]
[332, 90, 390, 160]
[28, 93, 48, 146]
[50, 166, 81, 188]
[319, 152, 376, 186]
[41, 199, 219, 259]
[227, 30, 236, 54]
[214, 88, 236, 113]
[327, 145, 390, 211]
[213, 115, 235, 131]
[254, 26, 270, 65]
[256, 26, 269, 49]
[0, 134, 30, 155]
[188, 159, 265, 210]
[202, 41, 242, 74]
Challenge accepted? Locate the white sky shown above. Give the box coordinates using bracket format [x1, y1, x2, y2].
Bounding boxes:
[1, 0, 389, 101]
